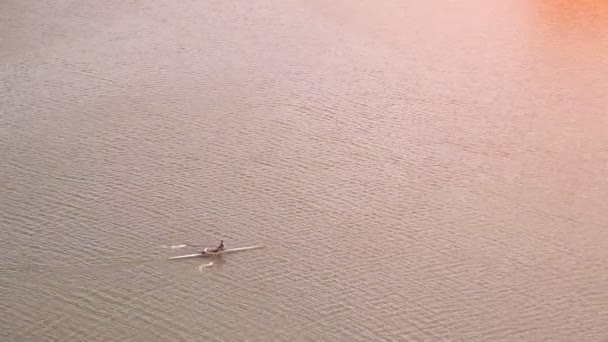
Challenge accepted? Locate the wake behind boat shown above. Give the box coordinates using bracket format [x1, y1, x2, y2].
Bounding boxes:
[167, 245, 263, 260]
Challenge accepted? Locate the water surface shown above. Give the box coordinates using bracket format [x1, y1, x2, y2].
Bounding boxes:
[1, 0, 607, 341]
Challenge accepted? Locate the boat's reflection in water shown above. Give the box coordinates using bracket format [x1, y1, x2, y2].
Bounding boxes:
[197, 256, 226, 272]
[197, 262, 214, 272]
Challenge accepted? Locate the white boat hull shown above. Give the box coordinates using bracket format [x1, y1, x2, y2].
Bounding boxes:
[167, 245, 263, 260]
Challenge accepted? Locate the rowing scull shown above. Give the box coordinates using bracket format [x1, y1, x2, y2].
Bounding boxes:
[167, 245, 263, 260]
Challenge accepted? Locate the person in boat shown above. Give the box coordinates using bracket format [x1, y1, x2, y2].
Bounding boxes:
[203, 240, 225, 254]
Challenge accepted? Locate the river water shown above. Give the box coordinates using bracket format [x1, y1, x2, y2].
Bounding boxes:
[1, 0, 607, 341]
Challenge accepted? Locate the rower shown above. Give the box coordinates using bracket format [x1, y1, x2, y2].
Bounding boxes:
[205, 240, 225, 254]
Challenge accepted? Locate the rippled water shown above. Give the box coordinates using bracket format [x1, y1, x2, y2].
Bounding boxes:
[1, 0, 607, 341]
